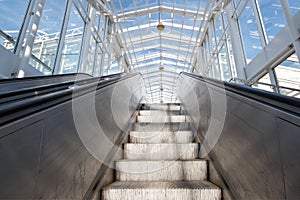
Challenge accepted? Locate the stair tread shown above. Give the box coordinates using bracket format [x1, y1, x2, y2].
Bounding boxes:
[124, 143, 199, 160]
[101, 103, 222, 199]
[103, 181, 220, 190]
[116, 159, 206, 162]
[139, 110, 180, 116]
[137, 115, 189, 123]
[130, 131, 193, 134]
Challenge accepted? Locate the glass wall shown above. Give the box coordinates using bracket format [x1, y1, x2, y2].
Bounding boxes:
[274, 52, 300, 98]
[0, 0, 119, 78]
[197, 0, 300, 99]
[236, 0, 262, 63]
[288, 0, 300, 16]
[31, 0, 67, 72]
[0, 0, 31, 51]
[59, 2, 85, 74]
[257, 0, 286, 43]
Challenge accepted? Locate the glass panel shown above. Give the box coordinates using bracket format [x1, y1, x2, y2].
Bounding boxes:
[214, 13, 223, 45]
[85, 37, 97, 75]
[226, 28, 237, 78]
[186, 0, 202, 12]
[0, 0, 30, 51]
[174, 0, 186, 9]
[274, 52, 300, 98]
[238, 0, 262, 63]
[32, 0, 67, 72]
[94, 50, 102, 76]
[288, 0, 300, 16]
[218, 43, 231, 81]
[59, 3, 85, 74]
[162, 0, 174, 7]
[257, 0, 286, 42]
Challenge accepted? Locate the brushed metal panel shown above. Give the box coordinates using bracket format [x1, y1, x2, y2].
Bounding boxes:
[0, 74, 143, 199]
[0, 121, 42, 199]
[177, 74, 298, 200]
[35, 109, 101, 199]
[278, 118, 300, 199]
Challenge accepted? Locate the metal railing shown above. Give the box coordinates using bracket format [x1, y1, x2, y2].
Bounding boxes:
[253, 81, 300, 98]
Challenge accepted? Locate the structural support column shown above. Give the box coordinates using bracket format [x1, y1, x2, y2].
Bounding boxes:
[280, 0, 300, 62]
[225, 2, 247, 82]
[53, 0, 72, 74]
[14, 0, 36, 56]
[79, 7, 96, 74]
[17, 0, 46, 78]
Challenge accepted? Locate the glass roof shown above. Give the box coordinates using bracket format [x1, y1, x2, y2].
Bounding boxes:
[108, 0, 210, 103]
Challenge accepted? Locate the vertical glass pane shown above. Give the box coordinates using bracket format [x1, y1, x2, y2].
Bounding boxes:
[0, 0, 30, 51]
[60, 3, 85, 74]
[86, 37, 97, 75]
[214, 14, 223, 45]
[32, 0, 67, 72]
[274, 52, 300, 98]
[94, 50, 103, 76]
[238, 0, 262, 63]
[226, 29, 237, 78]
[219, 43, 231, 81]
[288, 0, 300, 16]
[257, 0, 286, 42]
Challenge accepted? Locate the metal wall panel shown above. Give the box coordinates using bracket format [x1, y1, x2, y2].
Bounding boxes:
[177, 74, 300, 200]
[0, 122, 42, 199]
[0, 75, 143, 199]
[278, 118, 300, 199]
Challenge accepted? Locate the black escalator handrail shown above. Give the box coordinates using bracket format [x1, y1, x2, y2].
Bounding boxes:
[0, 73, 140, 127]
[180, 72, 300, 116]
[0, 73, 125, 98]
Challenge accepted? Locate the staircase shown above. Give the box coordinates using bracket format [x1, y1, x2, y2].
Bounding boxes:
[102, 104, 222, 200]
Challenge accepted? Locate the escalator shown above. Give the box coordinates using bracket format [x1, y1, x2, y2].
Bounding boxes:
[0, 72, 299, 199]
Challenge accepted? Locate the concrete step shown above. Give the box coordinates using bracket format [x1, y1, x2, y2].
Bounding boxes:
[137, 115, 189, 123]
[142, 104, 181, 111]
[102, 181, 221, 200]
[133, 122, 190, 132]
[130, 131, 194, 143]
[116, 160, 207, 181]
[124, 143, 199, 160]
[139, 110, 180, 116]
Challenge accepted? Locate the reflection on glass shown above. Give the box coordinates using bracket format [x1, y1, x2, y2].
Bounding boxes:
[60, 3, 85, 74]
[86, 37, 97, 75]
[31, 0, 67, 72]
[288, 0, 300, 16]
[214, 14, 223, 45]
[257, 0, 286, 42]
[275, 52, 300, 98]
[238, 0, 262, 63]
[219, 43, 231, 81]
[94, 51, 103, 76]
[0, 0, 30, 50]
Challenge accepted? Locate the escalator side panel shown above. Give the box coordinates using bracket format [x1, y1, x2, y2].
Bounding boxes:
[177, 74, 300, 200]
[0, 74, 143, 199]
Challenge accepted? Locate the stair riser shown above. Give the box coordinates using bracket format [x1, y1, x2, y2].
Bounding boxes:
[133, 123, 190, 132]
[142, 105, 181, 111]
[116, 161, 207, 181]
[139, 110, 180, 116]
[102, 189, 221, 200]
[137, 115, 189, 123]
[130, 131, 193, 143]
[124, 144, 199, 160]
